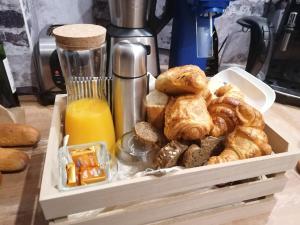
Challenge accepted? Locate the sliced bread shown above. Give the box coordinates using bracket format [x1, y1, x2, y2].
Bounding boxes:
[145, 90, 169, 129]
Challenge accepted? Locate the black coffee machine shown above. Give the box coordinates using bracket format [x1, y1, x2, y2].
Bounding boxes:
[264, 0, 300, 106]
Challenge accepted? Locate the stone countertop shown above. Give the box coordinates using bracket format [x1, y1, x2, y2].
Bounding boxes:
[0, 98, 300, 225]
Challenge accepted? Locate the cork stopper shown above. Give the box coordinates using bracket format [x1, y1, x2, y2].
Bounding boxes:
[53, 24, 106, 50]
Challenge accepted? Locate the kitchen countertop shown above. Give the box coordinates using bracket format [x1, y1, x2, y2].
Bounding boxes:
[0, 98, 300, 225]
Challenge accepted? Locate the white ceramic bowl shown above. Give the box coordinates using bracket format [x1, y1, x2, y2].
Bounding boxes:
[209, 67, 275, 113]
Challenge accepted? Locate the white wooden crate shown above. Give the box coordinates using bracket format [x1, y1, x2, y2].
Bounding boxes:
[39, 95, 300, 225]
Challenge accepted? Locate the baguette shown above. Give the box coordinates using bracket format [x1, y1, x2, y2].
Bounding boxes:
[0, 148, 29, 172]
[145, 90, 169, 129]
[0, 123, 40, 147]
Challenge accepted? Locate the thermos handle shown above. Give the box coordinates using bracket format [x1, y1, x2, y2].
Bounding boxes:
[148, 0, 173, 34]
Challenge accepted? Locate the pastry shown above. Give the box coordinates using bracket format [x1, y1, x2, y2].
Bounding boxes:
[134, 121, 163, 149]
[215, 84, 244, 101]
[0, 148, 29, 172]
[182, 136, 224, 168]
[155, 65, 207, 95]
[0, 123, 40, 147]
[164, 95, 213, 141]
[145, 90, 169, 129]
[207, 126, 272, 164]
[208, 97, 241, 137]
[155, 141, 188, 168]
[236, 102, 264, 129]
[208, 84, 245, 137]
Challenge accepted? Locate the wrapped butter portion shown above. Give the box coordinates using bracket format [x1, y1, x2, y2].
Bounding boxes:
[58, 141, 114, 191]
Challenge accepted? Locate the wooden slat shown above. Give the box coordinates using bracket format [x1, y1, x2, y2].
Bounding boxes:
[51, 175, 285, 225]
[40, 151, 299, 220]
[39, 95, 300, 220]
[147, 196, 276, 225]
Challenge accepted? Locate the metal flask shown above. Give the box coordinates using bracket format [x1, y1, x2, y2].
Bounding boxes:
[112, 41, 148, 140]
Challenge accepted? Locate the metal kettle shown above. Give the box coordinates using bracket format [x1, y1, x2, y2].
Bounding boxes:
[219, 16, 273, 80]
[112, 41, 148, 140]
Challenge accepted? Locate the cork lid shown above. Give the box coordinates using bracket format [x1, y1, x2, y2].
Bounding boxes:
[53, 24, 106, 50]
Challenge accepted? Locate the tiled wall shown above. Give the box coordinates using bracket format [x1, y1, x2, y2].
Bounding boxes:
[1, 0, 265, 88]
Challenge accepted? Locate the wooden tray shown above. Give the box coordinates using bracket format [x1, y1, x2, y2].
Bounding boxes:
[39, 94, 300, 225]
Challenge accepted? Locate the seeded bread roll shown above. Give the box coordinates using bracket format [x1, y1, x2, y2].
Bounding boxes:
[182, 136, 224, 168]
[145, 90, 169, 129]
[0, 148, 29, 172]
[155, 141, 188, 168]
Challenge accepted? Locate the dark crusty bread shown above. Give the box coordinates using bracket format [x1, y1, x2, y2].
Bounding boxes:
[155, 141, 188, 168]
[182, 136, 224, 168]
[134, 121, 162, 147]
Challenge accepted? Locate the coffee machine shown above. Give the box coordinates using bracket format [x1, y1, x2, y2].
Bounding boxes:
[107, 0, 171, 77]
[169, 0, 231, 76]
[264, 0, 300, 106]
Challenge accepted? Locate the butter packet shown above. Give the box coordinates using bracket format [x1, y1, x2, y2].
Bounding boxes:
[58, 141, 116, 191]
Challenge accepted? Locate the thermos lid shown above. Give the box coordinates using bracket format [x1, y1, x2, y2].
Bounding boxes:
[53, 24, 106, 50]
[112, 41, 147, 78]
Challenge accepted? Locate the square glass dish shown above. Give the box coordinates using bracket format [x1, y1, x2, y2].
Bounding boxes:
[58, 141, 116, 191]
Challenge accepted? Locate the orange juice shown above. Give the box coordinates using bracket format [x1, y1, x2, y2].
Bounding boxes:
[65, 98, 115, 154]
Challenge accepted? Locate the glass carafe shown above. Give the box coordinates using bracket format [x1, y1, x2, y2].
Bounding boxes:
[54, 24, 115, 154]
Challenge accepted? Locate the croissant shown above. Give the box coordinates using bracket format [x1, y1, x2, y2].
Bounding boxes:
[215, 84, 244, 101]
[155, 65, 207, 95]
[164, 94, 213, 141]
[208, 97, 241, 137]
[207, 126, 272, 164]
[236, 103, 265, 129]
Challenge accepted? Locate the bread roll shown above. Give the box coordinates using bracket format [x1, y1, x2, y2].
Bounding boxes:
[155, 65, 207, 95]
[0, 123, 40, 147]
[0, 148, 29, 172]
[164, 95, 213, 141]
[134, 121, 162, 149]
[182, 136, 224, 168]
[145, 90, 169, 129]
[155, 141, 188, 168]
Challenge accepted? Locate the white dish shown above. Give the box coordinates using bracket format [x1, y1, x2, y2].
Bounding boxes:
[210, 67, 275, 113]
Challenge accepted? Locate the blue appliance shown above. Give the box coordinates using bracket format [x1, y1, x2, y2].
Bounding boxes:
[169, 0, 231, 72]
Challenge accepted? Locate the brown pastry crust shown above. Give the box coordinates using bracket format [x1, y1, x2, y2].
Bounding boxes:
[208, 97, 241, 137]
[155, 65, 207, 95]
[207, 126, 272, 164]
[236, 102, 265, 129]
[155, 141, 188, 168]
[164, 95, 213, 141]
[215, 84, 244, 101]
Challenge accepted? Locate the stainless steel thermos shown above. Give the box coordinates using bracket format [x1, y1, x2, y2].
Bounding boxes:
[112, 41, 148, 139]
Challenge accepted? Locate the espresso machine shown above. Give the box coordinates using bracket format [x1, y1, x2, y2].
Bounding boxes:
[169, 0, 231, 76]
[264, 0, 300, 106]
[107, 0, 171, 77]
